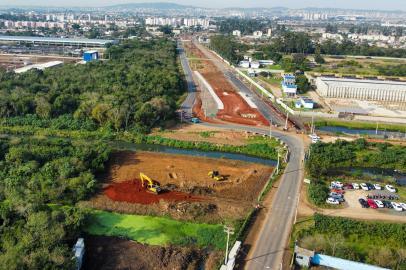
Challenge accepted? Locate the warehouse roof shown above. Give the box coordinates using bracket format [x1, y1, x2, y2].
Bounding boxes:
[319, 77, 406, 91]
[0, 35, 117, 46]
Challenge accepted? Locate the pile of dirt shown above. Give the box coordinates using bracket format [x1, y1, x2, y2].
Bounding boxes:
[83, 235, 203, 270]
[104, 180, 203, 205]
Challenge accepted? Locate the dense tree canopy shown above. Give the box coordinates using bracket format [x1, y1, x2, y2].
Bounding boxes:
[0, 138, 111, 269]
[0, 38, 183, 133]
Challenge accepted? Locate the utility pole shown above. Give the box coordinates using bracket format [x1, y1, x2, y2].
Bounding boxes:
[223, 225, 234, 266]
[376, 122, 379, 135]
[276, 149, 280, 174]
[284, 111, 289, 130]
[270, 119, 273, 138]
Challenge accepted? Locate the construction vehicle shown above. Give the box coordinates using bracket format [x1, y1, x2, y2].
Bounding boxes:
[140, 173, 162, 194]
[208, 171, 225, 181]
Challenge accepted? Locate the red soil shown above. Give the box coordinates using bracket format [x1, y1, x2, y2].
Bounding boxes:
[104, 180, 203, 205]
[186, 42, 269, 127]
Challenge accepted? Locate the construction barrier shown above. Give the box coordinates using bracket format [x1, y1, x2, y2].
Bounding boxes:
[194, 71, 223, 117]
[220, 241, 242, 270]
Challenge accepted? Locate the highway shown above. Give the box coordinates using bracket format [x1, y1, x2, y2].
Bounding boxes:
[178, 38, 306, 270]
[177, 40, 196, 117]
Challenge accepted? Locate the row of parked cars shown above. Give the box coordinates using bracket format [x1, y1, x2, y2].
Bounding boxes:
[331, 181, 397, 193]
[358, 198, 406, 212]
[326, 181, 399, 206]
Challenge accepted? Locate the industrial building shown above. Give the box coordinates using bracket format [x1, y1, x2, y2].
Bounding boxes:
[14, 61, 63, 74]
[315, 77, 406, 102]
[0, 35, 117, 47]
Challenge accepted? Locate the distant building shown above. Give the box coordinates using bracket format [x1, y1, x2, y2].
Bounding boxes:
[83, 50, 99, 62]
[267, 28, 272, 37]
[250, 61, 260, 69]
[315, 77, 406, 102]
[232, 30, 241, 37]
[253, 31, 263, 38]
[239, 60, 250, 68]
[282, 74, 298, 95]
[258, 60, 275, 66]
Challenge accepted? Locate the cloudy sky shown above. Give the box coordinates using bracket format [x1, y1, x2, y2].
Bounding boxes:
[3, 0, 406, 10]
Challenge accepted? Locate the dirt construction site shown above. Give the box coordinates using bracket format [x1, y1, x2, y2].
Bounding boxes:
[82, 151, 273, 223]
[183, 41, 269, 127]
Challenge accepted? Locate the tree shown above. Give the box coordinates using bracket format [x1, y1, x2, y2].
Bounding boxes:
[296, 75, 311, 94]
[314, 46, 325, 64]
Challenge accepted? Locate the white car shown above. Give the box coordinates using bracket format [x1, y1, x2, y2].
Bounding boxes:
[373, 184, 382, 190]
[374, 200, 384, 208]
[360, 183, 369, 191]
[326, 197, 340, 205]
[352, 183, 360, 190]
[331, 181, 343, 189]
[391, 202, 403, 212]
[385, 185, 397, 193]
[400, 203, 406, 211]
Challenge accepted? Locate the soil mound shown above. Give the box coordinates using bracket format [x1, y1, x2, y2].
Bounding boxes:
[104, 180, 203, 205]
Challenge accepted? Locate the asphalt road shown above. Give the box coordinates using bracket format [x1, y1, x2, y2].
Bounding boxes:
[178, 38, 305, 270]
[177, 40, 196, 116]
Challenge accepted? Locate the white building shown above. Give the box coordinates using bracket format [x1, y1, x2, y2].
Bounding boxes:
[267, 28, 272, 37]
[295, 97, 315, 109]
[253, 31, 263, 38]
[232, 30, 241, 37]
[282, 74, 298, 95]
[315, 77, 406, 102]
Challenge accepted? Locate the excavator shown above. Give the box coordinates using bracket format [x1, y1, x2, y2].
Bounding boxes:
[208, 170, 225, 181]
[140, 173, 162, 194]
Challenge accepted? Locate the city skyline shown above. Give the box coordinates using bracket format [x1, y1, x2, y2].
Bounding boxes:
[3, 0, 406, 11]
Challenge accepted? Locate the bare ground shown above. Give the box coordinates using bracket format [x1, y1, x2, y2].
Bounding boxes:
[81, 151, 273, 223]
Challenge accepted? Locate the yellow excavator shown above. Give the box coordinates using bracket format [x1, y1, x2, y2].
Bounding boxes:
[208, 170, 225, 181]
[140, 173, 162, 194]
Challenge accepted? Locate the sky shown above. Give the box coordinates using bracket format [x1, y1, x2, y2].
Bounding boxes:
[3, 0, 406, 11]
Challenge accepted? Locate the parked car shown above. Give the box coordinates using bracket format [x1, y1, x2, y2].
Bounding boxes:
[360, 183, 369, 191]
[385, 185, 397, 193]
[329, 193, 345, 202]
[374, 200, 384, 208]
[343, 184, 353, 190]
[330, 188, 345, 194]
[373, 184, 382, 190]
[352, 183, 360, 190]
[367, 199, 378, 209]
[326, 197, 340, 205]
[366, 183, 375, 190]
[391, 202, 404, 212]
[329, 192, 343, 198]
[382, 200, 393, 208]
[358, 198, 369, 208]
[400, 203, 406, 211]
[330, 181, 343, 189]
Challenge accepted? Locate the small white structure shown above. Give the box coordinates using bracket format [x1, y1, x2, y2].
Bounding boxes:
[73, 238, 85, 270]
[247, 69, 256, 77]
[282, 74, 298, 95]
[258, 60, 275, 66]
[295, 97, 315, 109]
[232, 30, 241, 37]
[239, 60, 250, 68]
[267, 28, 272, 37]
[253, 31, 263, 38]
[250, 61, 260, 69]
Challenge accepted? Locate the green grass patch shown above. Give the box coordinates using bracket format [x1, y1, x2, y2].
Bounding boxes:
[315, 119, 406, 133]
[84, 210, 226, 249]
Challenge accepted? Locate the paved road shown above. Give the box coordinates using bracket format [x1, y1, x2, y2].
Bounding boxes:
[179, 38, 306, 270]
[177, 40, 196, 116]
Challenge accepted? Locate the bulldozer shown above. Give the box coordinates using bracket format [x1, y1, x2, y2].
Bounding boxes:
[140, 173, 162, 194]
[208, 170, 225, 181]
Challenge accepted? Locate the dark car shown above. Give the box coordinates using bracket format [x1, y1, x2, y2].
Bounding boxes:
[366, 183, 375, 190]
[358, 198, 369, 208]
[382, 200, 393, 208]
[344, 184, 353, 190]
